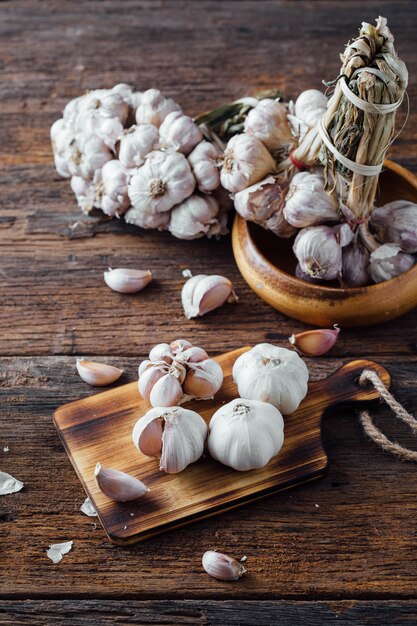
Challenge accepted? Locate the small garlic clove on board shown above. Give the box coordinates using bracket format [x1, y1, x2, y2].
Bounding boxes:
[104, 268, 153, 294]
[202, 551, 246, 581]
[289, 325, 340, 356]
[76, 358, 123, 386]
[181, 274, 236, 319]
[183, 359, 224, 399]
[94, 463, 149, 502]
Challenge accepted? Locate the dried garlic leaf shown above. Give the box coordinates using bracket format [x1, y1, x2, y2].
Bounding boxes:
[0, 470, 24, 495]
[46, 541, 73, 564]
[80, 496, 97, 517]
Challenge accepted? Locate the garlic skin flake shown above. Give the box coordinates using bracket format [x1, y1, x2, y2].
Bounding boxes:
[289, 325, 340, 357]
[76, 358, 123, 386]
[118, 124, 159, 169]
[232, 344, 309, 414]
[159, 111, 203, 155]
[181, 274, 236, 319]
[220, 134, 277, 193]
[46, 541, 73, 564]
[244, 98, 293, 152]
[0, 470, 24, 496]
[188, 141, 221, 193]
[104, 267, 152, 294]
[369, 243, 415, 283]
[208, 398, 284, 471]
[132, 406, 207, 474]
[202, 551, 247, 581]
[95, 463, 149, 502]
[135, 88, 182, 127]
[283, 171, 339, 228]
[80, 497, 97, 517]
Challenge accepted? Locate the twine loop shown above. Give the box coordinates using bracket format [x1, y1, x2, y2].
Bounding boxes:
[358, 369, 417, 462]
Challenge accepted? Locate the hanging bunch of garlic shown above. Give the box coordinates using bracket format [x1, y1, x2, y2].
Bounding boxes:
[138, 339, 223, 407]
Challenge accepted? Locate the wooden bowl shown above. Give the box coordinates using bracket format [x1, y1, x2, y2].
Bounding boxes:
[232, 160, 417, 328]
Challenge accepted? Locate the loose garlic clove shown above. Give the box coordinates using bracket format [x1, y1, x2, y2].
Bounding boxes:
[181, 274, 237, 319]
[183, 359, 223, 399]
[104, 268, 153, 294]
[149, 372, 184, 407]
[289, 325, 340, 356]
[132, 407, 207, 474]
[76, 358, 123, 386]
[202, 551, 246, 581]
[149, 343, 173, 364]
[94, 463, 149, 502]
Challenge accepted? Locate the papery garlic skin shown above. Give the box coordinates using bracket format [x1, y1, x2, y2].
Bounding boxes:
[99, 160, 130, 217]
[202, 551, 246, 581]
[118, 124, 159, 169]
[132, 406, 207, 474]
[104, 268, 153, 294]
[289, 325, 340, 357]
[128, 150, 195, 214]
[283, 171, 339, 228]
[159, 111, 203, 155]
[369, 243, 415, 283]
[76, 358, 123, 386]
[293, 224, 353, 281]
[232, 344, 309, 414]
[169, 194, 227, 240]
[135, 88, 182, 127]
[233, 176, 296, 238]
[244, 99, 293, 152]
[220, 134, 277, 193]
[188, 141, 221, 193]
[371, 201, 417, 253]
[94, 463, 149, 502]
[181, 274, 235, 319]
[208, 398, 284, 471]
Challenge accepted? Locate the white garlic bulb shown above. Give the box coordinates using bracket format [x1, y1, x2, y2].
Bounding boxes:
[50, 118, 74, 178]
[70, 176, 95, 214]
[233, 175, 296, 238]
[181, 274, 236, 319]
[369, 243, 415, 283]
[67, 133, 113, 180]
[99, 160, 130, 217]
[188, 141, 221, 193]
[118, 124, 159, 169]
[232, 344, 309, 415]
[293, 223, 353, 281]
[128, 150, 195, 214]
[244, 99, 293, 152]
[283, 171, 339, 228]
[288, 89, 328, 141]
[371, 200, 417, 253]
[77, 88, 129, 125]
[208, 398, 284, 471]
[220, 134, 277, 193]
[135, 88, 182, 127]
[168, 194, 227, 240]
[159, 111, 203, 155]
[124, 206, 171, 231]
[132, 406, 207, 474]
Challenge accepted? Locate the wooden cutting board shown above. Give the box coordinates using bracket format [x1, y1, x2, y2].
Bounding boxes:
[53, 349, 390, 545]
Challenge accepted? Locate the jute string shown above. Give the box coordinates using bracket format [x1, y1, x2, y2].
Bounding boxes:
[359, 369, 417, 462]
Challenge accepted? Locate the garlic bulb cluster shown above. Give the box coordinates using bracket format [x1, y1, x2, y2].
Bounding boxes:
[132, 406, 207, 473]
[51, 85, 230, 240]
[138, 339, 223, 407]
[232, 344, 309, 414]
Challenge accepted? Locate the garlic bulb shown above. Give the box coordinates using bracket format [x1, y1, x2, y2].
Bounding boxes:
[220, 134, 277, 193]
[95, 463, 149, 502]
[50, 119, 74, 178]
[159, 111, 203, 155]
[202, 551, 246, 581]
[104, 268, 152, 294]
[135, 88, 182, 127]
[67, 133, 113, 179]
[124, 206, 171, 231]
[70, 176, 95, 214]
[232, 344, 309, 414]
[76, 358, 123, 386]
[118, 124, 159, 169]
[293, 223, 353, 281]
[188, 141, 221, 193]
[371, 200, 417, 253]
[77, 88, 129, 125]
[288, 89, 328, 141]
[132, 406, 207, 473]
[233, 176, 296, 238]
[244, 98, 293, 152]
[128, 150, 195, 214]
[181, 274, 236, 319]
[168, 194, 227, 240]
[289, 325, 340, 356]
[208, 398, 284, 471]
[369, 243, 415, 283]
[283, 171, 339, 228]
[342, 239, 371, 287]
[99, 160, 130, 217]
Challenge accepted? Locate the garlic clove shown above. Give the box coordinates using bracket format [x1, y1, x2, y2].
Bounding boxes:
[202, 550, 246, 581]
[181, 274, 236, 319]
[169, 339, 193, 355]
[138, 363, 168, 401]
[104, 268, 153, 294]
[149, 372, 183, 407]
[175, 346, 208, 363]
[134, 417, 163, 457]
[94, 463, 149, 502]
[183, 359, 223, 399]
[138, 359, 152, 376]
[289, 325, 340, 356]
[76, 358, 123, 386]
[149, 343, 173, 364]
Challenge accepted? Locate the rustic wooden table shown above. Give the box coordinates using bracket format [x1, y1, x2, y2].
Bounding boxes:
[1, 1, 417, 624]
